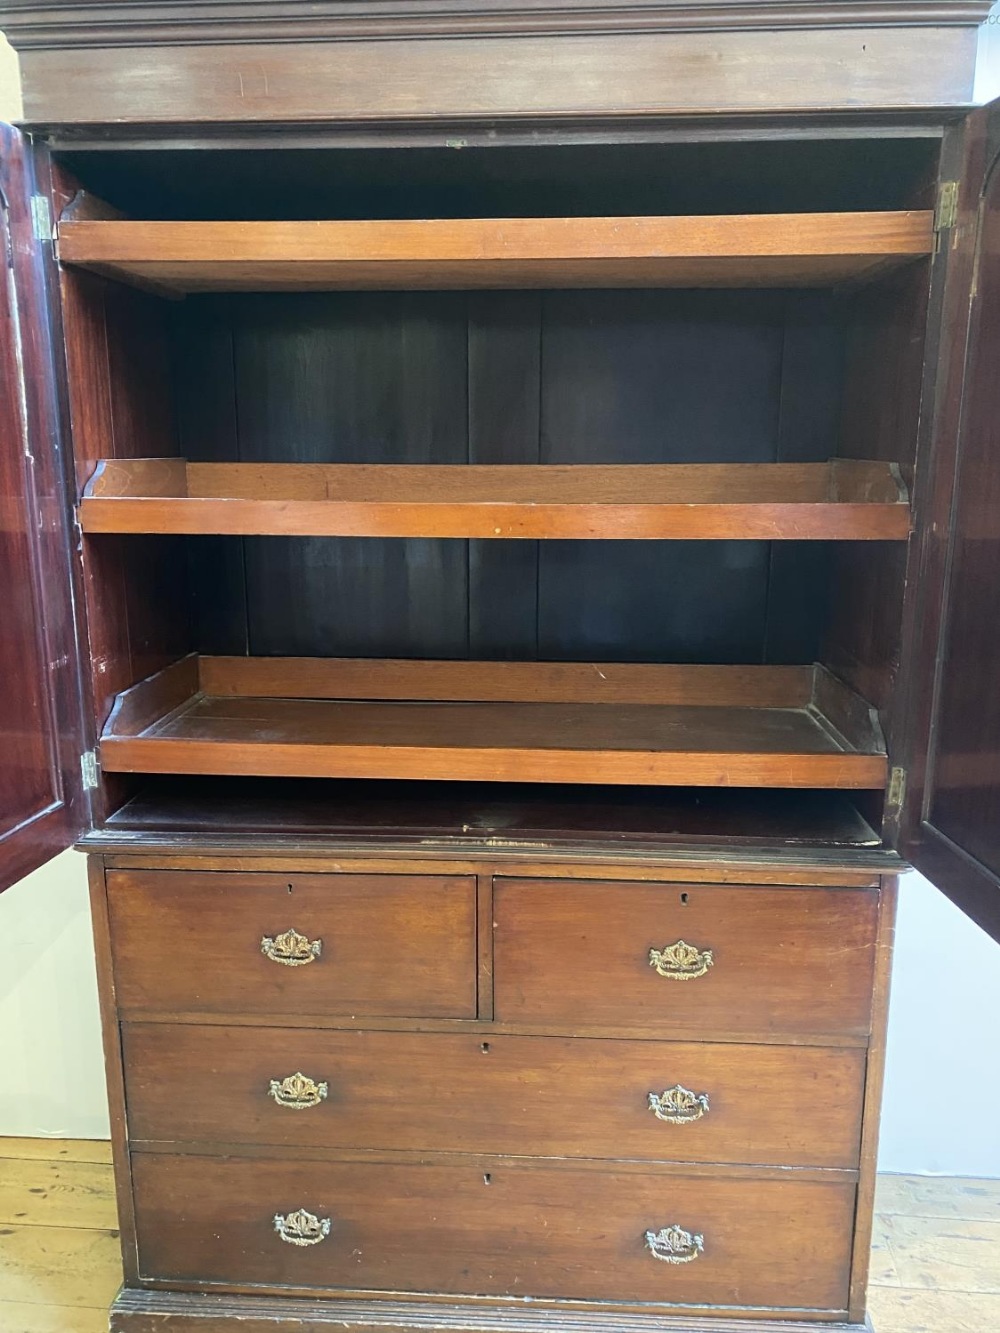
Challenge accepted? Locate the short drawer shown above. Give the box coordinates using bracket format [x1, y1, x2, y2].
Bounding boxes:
[131, 1153, 855, 1312]
[493, 879, 879, 1039]
[106, 870, 476, 1018]
[123, 1024, 865, 1169]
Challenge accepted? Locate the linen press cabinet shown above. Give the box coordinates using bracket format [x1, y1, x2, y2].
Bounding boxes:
[1, 4, 999, 1331]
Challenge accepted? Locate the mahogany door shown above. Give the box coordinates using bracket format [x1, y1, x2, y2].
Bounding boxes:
[0, 124, 84, 891]
[896, 98, 1000, 941]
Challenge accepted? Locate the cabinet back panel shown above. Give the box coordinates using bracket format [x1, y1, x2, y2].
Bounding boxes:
[173, 288, 842, 662]
[58, 138, 938, 224]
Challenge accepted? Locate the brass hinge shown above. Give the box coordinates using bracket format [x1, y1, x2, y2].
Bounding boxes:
[29, 194, 52, 242]
[934, 181, 959, 234]
[887, 765, 907, 814]
[80, 750, 99, 791]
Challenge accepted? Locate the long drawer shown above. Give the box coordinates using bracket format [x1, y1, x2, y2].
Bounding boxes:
[493, 879, 879, 1038]
[131, 1153, 856, 1311]
[106, 870, 477, 1018]
[123, 1023, 866, 1169]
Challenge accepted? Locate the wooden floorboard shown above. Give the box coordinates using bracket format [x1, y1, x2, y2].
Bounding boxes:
[0, 1223, 122, 1308]
[0, 1140, 996, 1332]
[0, 1302, 110, 1332]
[0, 1158, 117, 1230]
[0, 1139, 112, 1166]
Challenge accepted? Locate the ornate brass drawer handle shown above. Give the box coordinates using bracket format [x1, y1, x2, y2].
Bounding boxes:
[648, 940, 714, 980]
[273, 1209, 331, 1247]
[260, 928, 322, 966]
[645, 1224, 704, 1264]
[648, 1084, 710, 1124]
[268, 1072, 329, 1110]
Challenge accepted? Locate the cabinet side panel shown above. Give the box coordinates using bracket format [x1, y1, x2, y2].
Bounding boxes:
[848, 875, 898, 1321]
[824, 262, 930, 734]
[87, 854, 138, 1285]
[55, 184, 193, 820]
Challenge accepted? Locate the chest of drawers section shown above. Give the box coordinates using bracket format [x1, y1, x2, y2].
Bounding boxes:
[94, 859, 893, 1329]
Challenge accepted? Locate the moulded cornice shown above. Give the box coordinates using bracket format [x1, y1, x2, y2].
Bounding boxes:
[0, 0, 994, 50]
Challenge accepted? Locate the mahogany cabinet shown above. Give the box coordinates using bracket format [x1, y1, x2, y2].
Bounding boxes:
[1, 3, 1000, 1331]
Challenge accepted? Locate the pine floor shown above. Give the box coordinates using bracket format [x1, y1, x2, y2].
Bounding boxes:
[1, 1138, 998, 1331]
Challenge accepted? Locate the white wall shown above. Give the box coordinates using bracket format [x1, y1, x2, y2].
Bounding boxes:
[0, 851, 109, 1139]
[880, 873, 1000, 1176]
[0, 31, 19, 120]
[976, 2, 1000, 101]
[0, 30, 999, 1172]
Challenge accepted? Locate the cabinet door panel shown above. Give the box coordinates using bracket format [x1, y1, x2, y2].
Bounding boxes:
[898, 99, 1000, 939]
[0, 126, 84, 891]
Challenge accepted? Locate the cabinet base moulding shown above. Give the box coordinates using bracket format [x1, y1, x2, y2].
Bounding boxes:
[109, 1291, 871, 1333]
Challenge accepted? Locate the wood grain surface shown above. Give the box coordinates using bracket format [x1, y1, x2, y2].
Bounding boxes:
[79, 459, 911, 541]
[122, 1023, 866, 1168]
[105, 870, 477, 1018]
[12, 26, 981, 125]
[492, 879, 880, 1038]
[129, 1152, 855, 1310]
[57, 213, 933, 294]
[99, 696, 887, 788]
[97, 657, 887, 789]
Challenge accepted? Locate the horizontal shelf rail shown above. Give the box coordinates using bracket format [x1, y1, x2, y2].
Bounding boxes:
[98, 656, 888, 790]
[80, 459, 911, 541]
[57, 212, 934, 293]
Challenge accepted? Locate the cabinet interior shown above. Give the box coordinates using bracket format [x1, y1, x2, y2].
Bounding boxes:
[54, 132, 941, 840]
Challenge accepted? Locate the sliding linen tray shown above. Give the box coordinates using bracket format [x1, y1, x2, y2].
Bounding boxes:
[98, 657, 888, 789]
[79, 458, 911, 542]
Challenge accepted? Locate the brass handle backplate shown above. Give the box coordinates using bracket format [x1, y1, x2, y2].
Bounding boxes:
[269, 1072, 329, 1110]
[273, 1209, 331, 1246]
[648, 1084, 710, 1124]
[645, 1224, 704, 1264]
[261, 928, 322, 967]
[648, 940, 713, 980]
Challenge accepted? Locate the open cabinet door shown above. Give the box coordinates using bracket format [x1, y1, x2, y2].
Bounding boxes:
[895, 98, 1000, 941]
[0, 123, 85, 891]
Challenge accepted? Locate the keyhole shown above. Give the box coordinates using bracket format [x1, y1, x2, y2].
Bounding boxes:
[680, 892, 689, 905]
[481, 1042, 490, 1053]
[483, 1173, 492, 1185]
[287, 883, 294, 895]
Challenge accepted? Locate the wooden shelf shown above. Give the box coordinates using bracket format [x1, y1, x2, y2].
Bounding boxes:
[80, 459, 910, 541]
[104, 779, 883, 853]
[57, 212, 934, 293]
[99, 656, 888, 790]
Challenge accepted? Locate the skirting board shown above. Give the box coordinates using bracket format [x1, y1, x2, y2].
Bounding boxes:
[109, 1290, 873, 1333]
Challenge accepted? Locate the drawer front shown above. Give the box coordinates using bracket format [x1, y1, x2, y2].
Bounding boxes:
[124, 1024, 865, 1169]
[131, 1153, 855, 1311]
[106, 870, 476, 1018]
[493, 879, 879, 1038]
